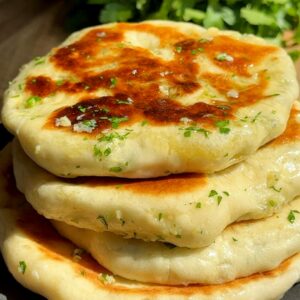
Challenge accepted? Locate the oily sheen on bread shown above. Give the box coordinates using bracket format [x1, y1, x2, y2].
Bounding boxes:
[53, 196, 300, 285]
[2, 21, 298, 178]
[12, 103, 300, 248]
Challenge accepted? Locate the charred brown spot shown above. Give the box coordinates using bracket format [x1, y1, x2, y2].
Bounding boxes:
[66, 173, 206, 195]
[269, 106, 300, 145]
[23, 23, 277, 133]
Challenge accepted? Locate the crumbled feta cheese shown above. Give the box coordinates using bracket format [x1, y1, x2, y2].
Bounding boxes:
[131, 69, 138, 75]
[55, 116, 71, 127]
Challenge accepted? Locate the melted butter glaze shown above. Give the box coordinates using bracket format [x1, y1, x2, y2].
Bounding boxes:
[24, 23, 277, 134]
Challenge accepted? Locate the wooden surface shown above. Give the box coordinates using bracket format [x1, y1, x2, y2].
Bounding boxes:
[0, 1, 299, 299]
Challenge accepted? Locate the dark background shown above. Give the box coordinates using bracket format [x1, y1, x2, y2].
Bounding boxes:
[0, 0, 300, 298]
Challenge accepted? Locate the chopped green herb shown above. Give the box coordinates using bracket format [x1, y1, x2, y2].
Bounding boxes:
[215, 52, 234, 62]
[97, 215, 108, 229]
[223, 191, 230, 196]
[289, 50, 300, 62]
[18, 261, 26, 274]
[265, 93, 280, 98]
[158, 212, 163, 221]
[268, 199, 277, 207]
[104, 147, 111, 156]
[109, 166, 123, 172]
[98, 130, 132, 143]
[175, 46, 182, 53]
[270, 185, 282, 192]
[109, 116, 128, 129]
[179, 126, 210, 138]
[34, 56, 45, 65]
[215, 120, 230, 134]
[195, 202, 202, 208]
[191, 48, 204, 55]
[110, 77, 117, 88]
[175, 234, 182, 239]
[80, 270, 86, 276]
[78, 105, 87, 113]
[100, 107, 110, 114]
[209, 190, 218, 197]
[115, 184, 123, 189]
[141, 120, 148, 126]
[232, 237, 238, 242]
[56, 79, 65, 86]
[82, 119, 97, 128]
[93, 144, 102, 157]
[288, 210, 300, 224]
[25, 96, 41, 108]
[217, 195, 222, 205]
[251, 112, 262, 123]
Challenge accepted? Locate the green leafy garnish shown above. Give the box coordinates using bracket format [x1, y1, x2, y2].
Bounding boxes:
[179, 126, 210, 138]
[288, 210, 300, 224]
[18, 261, 27, 274]
[71, 1, 300, 47]
[215, 52, 234, 62]
[25, 96, 41, 108]
[109, 116, 128, 129]
[109, 166, 123, 172]
[195, 202, 202, 208]
[215, 120, 230, 134]
[110, 77, 117, 88]
[33, 56, 45, 65]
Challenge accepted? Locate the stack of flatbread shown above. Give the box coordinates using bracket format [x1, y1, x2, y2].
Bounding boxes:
[0, 20, 300, 299]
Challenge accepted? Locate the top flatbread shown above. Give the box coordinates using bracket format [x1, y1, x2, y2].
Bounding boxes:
[1, 21, 298, 178]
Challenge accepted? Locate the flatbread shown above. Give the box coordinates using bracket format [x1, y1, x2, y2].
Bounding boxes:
[2, 21, 298, 178]
[12, 102, 300, 248]
[53, 196, 300, 285]
[0, 193, 299, 299]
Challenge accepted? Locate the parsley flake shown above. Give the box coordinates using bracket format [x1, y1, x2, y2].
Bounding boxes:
[18, 261, 27, 274]
[109, 166, 123, 172]
[215, 52, 234, 62]
[288, 210, 300, 224]
[215, 120, 230, 134]
[109, 116, 128, 129]
[179, 126, 210, 138]
[25, 96, 41, 108]
[195, 202, 202, 208]
[110, 77, 117, 88]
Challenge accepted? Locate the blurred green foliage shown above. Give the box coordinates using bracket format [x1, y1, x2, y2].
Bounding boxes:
[66, 0, 300, 55]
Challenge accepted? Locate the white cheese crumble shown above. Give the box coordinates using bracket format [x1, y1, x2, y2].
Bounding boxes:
[73, 119, 97, 133]
[227, 89, 239, 98]
[180, 117, 192, 124]
[55, 116, 71, 127]
[131, 69, 138, 75]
